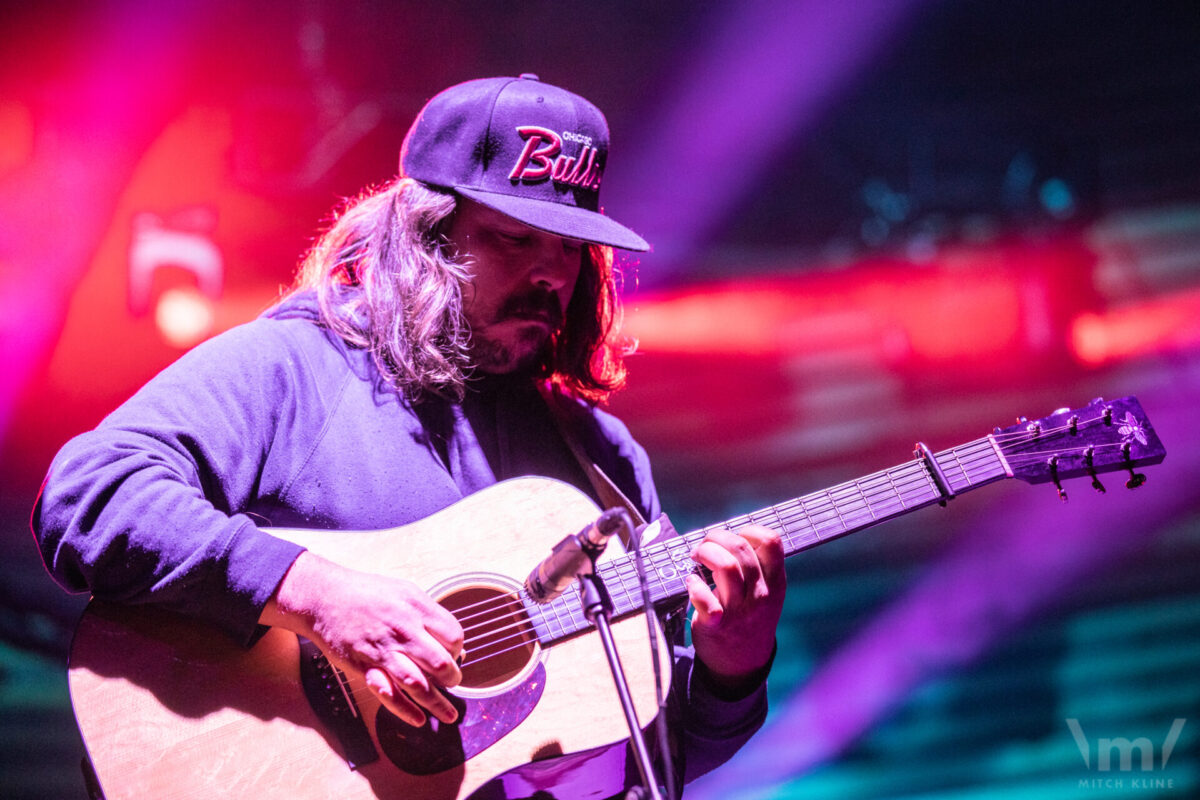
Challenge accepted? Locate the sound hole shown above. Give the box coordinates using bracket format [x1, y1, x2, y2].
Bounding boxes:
[439, 586, 536, 690]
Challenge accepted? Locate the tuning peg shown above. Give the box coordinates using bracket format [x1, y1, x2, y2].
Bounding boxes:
[1048, 456, 1068, 502]
[1121, 442, 1147, 489]
[1084, 447, 1105, 494]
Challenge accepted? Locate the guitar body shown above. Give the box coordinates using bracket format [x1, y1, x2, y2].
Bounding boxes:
[68, 478, 671, 800]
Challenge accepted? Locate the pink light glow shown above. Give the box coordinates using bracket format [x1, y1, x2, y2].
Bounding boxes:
[1070, 288, 1200, 366]
[625, 264, 1029, 366]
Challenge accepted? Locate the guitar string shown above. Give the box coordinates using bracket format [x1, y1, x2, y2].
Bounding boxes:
[460, 452, 1120, 655]
[447, 458, 956, 631]
[1002, 442, 1132, 460]
[333, 413, 1140, 700]
[454, 453, 996, 649]
[449, 441, 1000, 626]
[439, 415, 1132, 644]
[302, 417, 1132, 710]
[451, 450, 1071, 642]
[991, 413, 1134, 445]
[444, 415, 1110, 626]
[336, 455, 964, 681]
[449, 441, 1006, 632]
[453, 448, 984, 662]
[399, 454, 945, 667]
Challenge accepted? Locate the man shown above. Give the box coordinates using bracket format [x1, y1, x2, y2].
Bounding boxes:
[34, 74, 785, 798]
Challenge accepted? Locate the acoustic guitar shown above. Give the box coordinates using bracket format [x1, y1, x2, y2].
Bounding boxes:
[68, 396, 1166, 799]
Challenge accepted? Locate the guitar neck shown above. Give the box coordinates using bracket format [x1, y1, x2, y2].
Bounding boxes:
[527, 436, 1012, 643]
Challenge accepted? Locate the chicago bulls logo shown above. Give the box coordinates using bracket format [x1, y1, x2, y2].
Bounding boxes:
[507, 125, 602, 190]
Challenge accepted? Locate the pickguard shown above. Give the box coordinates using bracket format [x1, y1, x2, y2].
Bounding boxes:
[375, 664, 547, 775]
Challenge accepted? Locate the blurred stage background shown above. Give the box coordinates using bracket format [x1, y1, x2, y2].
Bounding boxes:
[1, 1, 1198, 797]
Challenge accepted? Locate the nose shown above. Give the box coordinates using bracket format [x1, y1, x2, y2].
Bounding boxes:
[529, 233, 581, 293]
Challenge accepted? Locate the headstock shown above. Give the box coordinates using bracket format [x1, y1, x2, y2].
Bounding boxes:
[993, 397, 1166, 497]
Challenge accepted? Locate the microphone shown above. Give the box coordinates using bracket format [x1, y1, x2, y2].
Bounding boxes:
[525, 508, 623, 603]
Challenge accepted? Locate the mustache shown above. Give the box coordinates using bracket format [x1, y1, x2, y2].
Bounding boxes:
[496, 290, 564, 328]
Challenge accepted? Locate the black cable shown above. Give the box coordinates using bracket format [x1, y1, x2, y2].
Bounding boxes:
[621, 510, 676, 800]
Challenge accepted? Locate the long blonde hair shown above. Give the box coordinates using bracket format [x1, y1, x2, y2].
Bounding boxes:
[288, 177, 629, 403]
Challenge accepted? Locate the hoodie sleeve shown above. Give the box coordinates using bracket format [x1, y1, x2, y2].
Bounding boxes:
[674, 641, 770, 783]
[31, 320, 312, 645]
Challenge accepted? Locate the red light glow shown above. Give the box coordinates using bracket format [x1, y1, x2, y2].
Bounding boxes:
[1070, 288, 1200, 366]
[0, 102, 34, 175]
[625, 264, 1030, 368]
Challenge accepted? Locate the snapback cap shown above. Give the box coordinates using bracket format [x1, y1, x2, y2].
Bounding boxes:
[400, 74, 649, 252]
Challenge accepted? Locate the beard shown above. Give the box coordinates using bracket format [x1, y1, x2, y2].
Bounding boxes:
[467, 289, 563, 375]
[468, 327, 553, 374]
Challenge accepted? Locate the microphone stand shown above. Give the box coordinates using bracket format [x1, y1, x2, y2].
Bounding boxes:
[577, 561, 665, 800]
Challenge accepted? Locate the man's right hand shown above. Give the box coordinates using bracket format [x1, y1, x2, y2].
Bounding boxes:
[260, 551, 465, 726]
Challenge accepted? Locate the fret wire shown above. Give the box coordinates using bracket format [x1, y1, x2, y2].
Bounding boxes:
[940, 443, 979, 489]
[552, 604, 569, 639]
[772, 465, 929, 535]
[830, 492, 850, 533]
[953, 447, 998, 470]
[948, 447, 973, 488]
[559, 601, 581, 635]
[642, 548, 675, 607]
[540, 598, 562, 639]
[654, 547, 675, 601]
[916, 458, 938, 497]
[611, 548, 654, 609]
[955, 456, 1004, 483]
[773, 466, 927, 550]
[853, 479, 877, 521]
[885, 467, 907, 511]
[527, 603, 552, 640]
[611, 558, 644, 608]
[659, 538, 693, 600]
[599, 562, 635, 616]
[543, 605, 562, 640]
[771, 503, 788, 535]
[953, 443, 1004, 469]
[587, 436, 1017, 614]
[548, 594, 571, 637]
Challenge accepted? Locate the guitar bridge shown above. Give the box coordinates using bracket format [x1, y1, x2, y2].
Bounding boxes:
[297, 636, 379, 769]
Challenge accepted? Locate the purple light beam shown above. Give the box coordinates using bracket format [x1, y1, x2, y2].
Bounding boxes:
[606, 0, 926, 286]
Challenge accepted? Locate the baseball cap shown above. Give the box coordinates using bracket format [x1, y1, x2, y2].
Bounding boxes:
[400, 74, 649, 252]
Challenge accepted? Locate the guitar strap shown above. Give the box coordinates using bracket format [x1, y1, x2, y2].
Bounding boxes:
[540, 383, 689, 791]
[537, 382, 647, 547]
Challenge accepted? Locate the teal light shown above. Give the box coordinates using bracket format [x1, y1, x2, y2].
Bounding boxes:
[1039, 178, 1076, 218]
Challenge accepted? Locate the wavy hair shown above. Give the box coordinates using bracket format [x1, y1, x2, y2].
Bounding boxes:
[287, 177, 630, 403]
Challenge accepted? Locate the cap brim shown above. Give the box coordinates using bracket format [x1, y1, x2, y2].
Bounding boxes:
[456, 187, 650, 252]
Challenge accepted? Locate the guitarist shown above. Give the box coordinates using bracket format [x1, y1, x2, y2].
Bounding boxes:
[33, 75, 786, 798]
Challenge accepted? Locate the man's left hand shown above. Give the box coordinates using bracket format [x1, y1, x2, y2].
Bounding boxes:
[686, 526, 786, 694]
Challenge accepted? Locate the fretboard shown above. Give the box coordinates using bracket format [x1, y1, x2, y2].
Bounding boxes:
[525, 435, 1011, 644]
